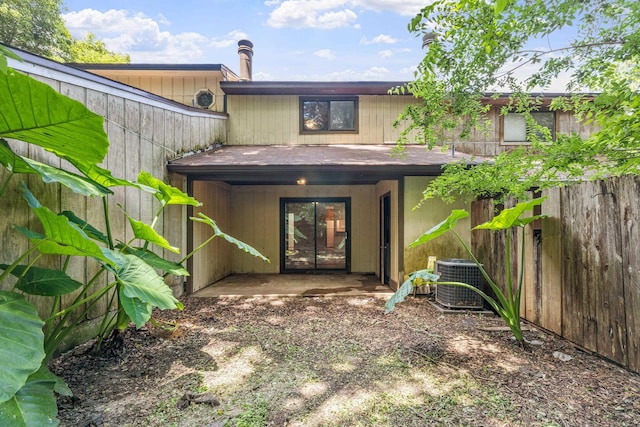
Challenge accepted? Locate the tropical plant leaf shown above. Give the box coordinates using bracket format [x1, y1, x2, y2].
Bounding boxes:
[191, 213, 270, 262]
[64, 158, 143, 189]
[0, 69, 108, 165]
[0, 141, 111, 196]
[473, 197, 547, 230]
[118, 246, 189, 276]
[126, 215, 179, 253]
[105, 250, 182, 311]
[137, 170, 201, 206]
[21, 185, 109, 263]
[119, 289, 152, 329]
[0, 291, 45, 404]
[0, 372, 58, 427]
[0, 265, 84, 296]
[385, 269, 440, 314]
[409, 210, 470, 248]
[60, 211, 108, 245]
[31, 367, 71, 398]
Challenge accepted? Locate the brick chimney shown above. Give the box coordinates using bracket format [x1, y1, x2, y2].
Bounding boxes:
[237, 39, 253, 82]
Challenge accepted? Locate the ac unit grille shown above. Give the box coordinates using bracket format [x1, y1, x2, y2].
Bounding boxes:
[435, 259, 484, 309]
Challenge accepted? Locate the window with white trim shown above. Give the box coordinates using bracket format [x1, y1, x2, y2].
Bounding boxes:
[502, 111, 556, 144]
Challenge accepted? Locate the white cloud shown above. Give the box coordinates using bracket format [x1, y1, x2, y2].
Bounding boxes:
[210, 30, 249, 48]
[379, 49, 393, 59]
[314, 49, 336, 60]
[267, 2, 358, 29]
[62, 8, 247, 63]
[361, 34, 399, 45]
[266, 0, 425, 30]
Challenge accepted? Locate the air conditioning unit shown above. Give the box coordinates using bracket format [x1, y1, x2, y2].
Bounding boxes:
[435, 259, 484, 309]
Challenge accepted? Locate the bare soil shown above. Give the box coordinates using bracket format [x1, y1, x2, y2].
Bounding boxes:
[52, 295, 640, 427]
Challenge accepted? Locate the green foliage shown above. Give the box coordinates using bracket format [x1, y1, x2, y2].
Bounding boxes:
[234, 399, 269, 427]
[69, 33, 130, 64]
[0, 52, 269, 424]
[0, 0, 71, 61]
[400, 0, 640, 202]
[384, 269, 440, 314]
[386, 198, 547, 343]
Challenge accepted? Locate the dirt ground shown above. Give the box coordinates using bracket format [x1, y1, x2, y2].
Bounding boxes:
[52, 295, 640, 427]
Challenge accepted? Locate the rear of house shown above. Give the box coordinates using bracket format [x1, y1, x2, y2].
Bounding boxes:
[76, 40, 596, 294]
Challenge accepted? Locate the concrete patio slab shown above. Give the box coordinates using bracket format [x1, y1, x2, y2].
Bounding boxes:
[192, 274, 394, 297]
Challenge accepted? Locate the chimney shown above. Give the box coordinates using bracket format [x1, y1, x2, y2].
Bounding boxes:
[237, 39, 253, 82]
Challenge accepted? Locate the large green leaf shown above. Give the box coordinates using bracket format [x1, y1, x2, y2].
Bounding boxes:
[191, 213, 270, 262]
[0, 291, 45, 404]
[0, 48, 22, 75]
[0, 372, 58, 427]
[64, 158, 143, 189]
[21, 185, 109, 263]
[0, 69, 108, 165]
[473, 197, 547, 230]
[0, 142, 111, 197]
[0, 265, 83, 296]
[126, 215, 179, 253]
[119, 289, 152, 329]
[105, 250, 181, 311]
[60, 211, 108, 245]
[408, 210, 470, 249]
[118, 245, 189, 276]
[138, 170, 201, 206]
[385, 269, 440, 314]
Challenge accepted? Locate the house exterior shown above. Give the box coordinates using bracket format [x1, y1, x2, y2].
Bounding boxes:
[27, 40, 596, 295]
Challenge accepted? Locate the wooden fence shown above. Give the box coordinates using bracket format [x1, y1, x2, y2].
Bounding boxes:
[471, 176, 640, 372]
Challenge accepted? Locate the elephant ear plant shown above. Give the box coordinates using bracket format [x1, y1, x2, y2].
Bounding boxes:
[0, 50, 268, 425]
[385, 198, 546, 345]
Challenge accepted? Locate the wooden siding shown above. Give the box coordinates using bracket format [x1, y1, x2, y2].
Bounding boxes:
[224, 185, 378, 274]
[191, 181, 232, 292]
[226, 95, 422, 145]
[471, 177, 640, 373]
[403, 177, 472, 274]
[104, 74, 227, 113]
[0, 63, 227, 338]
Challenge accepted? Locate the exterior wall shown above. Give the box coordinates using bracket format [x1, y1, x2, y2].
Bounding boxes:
[99, 74, 228, 113]
[191, 181, 233, 292]
[403, 177, 472, 274]
[226, 95, 422, 145]
[228, 185, 378, 274]
[1, 58, 227, 335]
[454, 108, 599, 157]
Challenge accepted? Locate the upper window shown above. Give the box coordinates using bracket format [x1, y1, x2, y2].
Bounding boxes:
[300, 97, 358, 134]
[502, 111, 556, 144]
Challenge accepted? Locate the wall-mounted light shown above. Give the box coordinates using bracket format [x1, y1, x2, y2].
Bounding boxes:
[297, 178, 306, 185]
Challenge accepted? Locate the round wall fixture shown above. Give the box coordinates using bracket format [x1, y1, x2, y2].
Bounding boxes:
[194, 89, 215, 109]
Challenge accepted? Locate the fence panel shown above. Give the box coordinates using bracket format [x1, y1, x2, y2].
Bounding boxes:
[471, 176, 639, 372]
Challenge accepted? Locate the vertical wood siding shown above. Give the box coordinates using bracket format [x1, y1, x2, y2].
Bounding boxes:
[0, 67, 227, 336]
[471, 176, 640, 372]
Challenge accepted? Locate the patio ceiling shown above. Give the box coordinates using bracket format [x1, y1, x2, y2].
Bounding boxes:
[167, 144, 485, 185]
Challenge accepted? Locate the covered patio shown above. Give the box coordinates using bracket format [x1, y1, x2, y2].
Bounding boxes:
[192, 273, 394, 297]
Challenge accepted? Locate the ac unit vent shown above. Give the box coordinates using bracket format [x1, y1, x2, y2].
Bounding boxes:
[194, 89, 215, 109]
[435, 259, 484, 309]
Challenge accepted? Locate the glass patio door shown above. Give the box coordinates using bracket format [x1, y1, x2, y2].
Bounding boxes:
[281, 198, 350, 272]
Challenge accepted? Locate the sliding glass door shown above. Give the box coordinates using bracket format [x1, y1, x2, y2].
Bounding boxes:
[281, 198, 350, 272]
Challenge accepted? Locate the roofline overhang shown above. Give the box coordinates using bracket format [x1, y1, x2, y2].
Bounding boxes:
[166, 163, 466, 185]
[220, 81, 409, 95]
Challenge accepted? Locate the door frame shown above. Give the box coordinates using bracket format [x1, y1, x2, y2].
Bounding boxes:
[279, 197, 351, 273]
[380, 192, 391, 285]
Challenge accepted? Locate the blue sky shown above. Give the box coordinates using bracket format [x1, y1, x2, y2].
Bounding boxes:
[62, 0, 429, 81]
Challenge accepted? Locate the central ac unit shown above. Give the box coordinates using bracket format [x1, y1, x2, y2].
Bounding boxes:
[435, 259, 484, 309]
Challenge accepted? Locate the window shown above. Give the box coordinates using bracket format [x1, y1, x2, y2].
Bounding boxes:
[502, 111, 556, 144]
[300, 97, 358, 133]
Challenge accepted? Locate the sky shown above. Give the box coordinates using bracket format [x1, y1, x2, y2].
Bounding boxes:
[61, 0, 430, 82]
